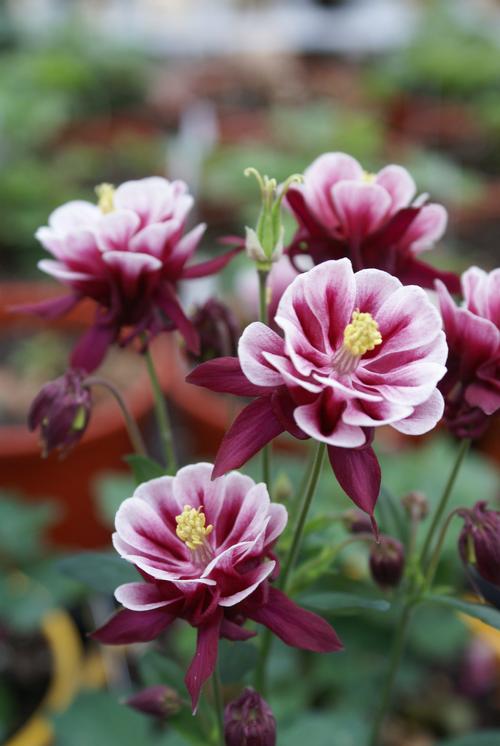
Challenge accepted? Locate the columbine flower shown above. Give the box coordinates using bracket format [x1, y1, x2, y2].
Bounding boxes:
[20, 178, 239, 372]
[28, 369, 91, 456]
[369, 536, 405, 590]
[224, 688, 276, 746]
[285, 152, 459, 292]
[188, 259, 447, 521]
[92, 464, 342, 711]
[436, 266, 500, 438]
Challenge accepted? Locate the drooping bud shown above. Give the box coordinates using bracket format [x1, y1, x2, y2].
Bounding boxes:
[28, 369, 92, 457]
[125, 685, 182, 719]
[401, 491, 429, 522]
[188, 298, 239, 364]
[244, 168, 302, 270]
[369, 535, 405, 590]
[458, 501, 500, 586]
[342, 509, 373, 534]
[224, 688, 276, 746]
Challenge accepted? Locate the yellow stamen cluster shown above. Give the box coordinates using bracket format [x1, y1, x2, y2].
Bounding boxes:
[343, 310, 382, 357]
[362, 171, 377, 183]
[175, 505, 213, 551]
[95, 183, 115, 213]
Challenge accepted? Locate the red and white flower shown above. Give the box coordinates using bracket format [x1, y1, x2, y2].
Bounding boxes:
[93, 463, 342, 710]
[436, 266, 500, 437]
[23, 178, 238, 371]
[188, 259, 447, 520]
[286, 152, 459, 293]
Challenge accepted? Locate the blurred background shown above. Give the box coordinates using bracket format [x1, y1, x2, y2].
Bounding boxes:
[0, 1, 499, 744]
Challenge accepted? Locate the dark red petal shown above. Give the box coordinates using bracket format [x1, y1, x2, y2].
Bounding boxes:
[249, 586, 342, 653]
[186, 357, 268, 396]
[70, 321, 118, 372]
[182, 245, 243, 279]
[157, 285, 200, 354]
[327, 444, 381, 519]
[91, 607, 173, 645]
[10, 293, 82, 319]
[220, 619, 257, 641]
[212, 396, 285, 479]
[185, 610, 222, 713]
[364, 207, 419, 256]
[398, 256, 460, 293]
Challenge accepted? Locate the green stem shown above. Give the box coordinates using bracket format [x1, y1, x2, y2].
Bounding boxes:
[84, 376, 147, 456]
[279, 442, 326, 591]
[144, 346, 177, 472]
[258, 268, 271, 486]
[255, 442, 325, 694]
[420, 438, 470, 567]
[369, 601, 413, 746]
[425, 508, 461, 588]
[211, 667, 225, 746]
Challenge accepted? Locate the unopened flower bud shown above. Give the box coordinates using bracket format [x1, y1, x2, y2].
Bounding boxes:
[244, 167, 302, 269]
[458, 501, 500, 586]
[342, 509, 373, 534]
[125, 685, 182, 719]
[224, 688, 276, 746]
[188, 298, 240, 363]
[401, 491, 429, 521]
[28, 369, 92, 457]
[369, 536, 405, 590]
[272, 472, 293, 503]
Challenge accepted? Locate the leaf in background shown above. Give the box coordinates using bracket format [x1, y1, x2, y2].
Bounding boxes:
[376, 485, 408, 543]
[124, 454, 166, 484]
[52, 691, 190, 746]
[0, 492, 57, 562]
[93, 472, 135, 528]
[299, 591, 390, 615]
[280, 709, 369, 746]
[58, 552, 139, 594]
[139, 649, 187, 692]
[218, 640, 258, 684]
[0, 574, 55, 631]
[426, 594, 500, 631]
[438, 732, 500, 746]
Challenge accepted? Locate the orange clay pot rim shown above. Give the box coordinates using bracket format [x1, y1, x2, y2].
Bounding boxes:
[0, 282, 175, 457]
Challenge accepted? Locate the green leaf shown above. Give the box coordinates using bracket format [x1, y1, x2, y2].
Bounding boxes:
[139, 649, 187, 691]
[52, 691, 190, 746]
[58, 552, 138, 594]
[439, 732, 500, 746]
[93, 472, 135, 528]
[376, 485, 408, 543]
[0, 491, 57, 562]
[299, 591, 390, 615]
[124, 454, 166, 484]
[218, 640, 258, 684]
[426, 594, 500, 631]
[281, 710, 369, 746]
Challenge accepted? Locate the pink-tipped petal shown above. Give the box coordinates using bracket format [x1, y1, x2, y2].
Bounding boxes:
[91, 607, 173, 645]
[213, 397, 285, 479]
[185, 611, 222, 713]
[332, 182, 392, 246]
[250, 586, 343, 653]
[327, 444, 381, 517]
[239, 322, 286, 387]
[391, 389, 445, 435]
[376, 165, 416, 213]
[402, 203, 447, 254]
[96, 210, 141, 253]
[186, 357, 268, 396]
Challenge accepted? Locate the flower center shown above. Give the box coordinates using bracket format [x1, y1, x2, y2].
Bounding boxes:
[362, 171, 376, 183]
[332, 310, 382, 375]
[343, 310, 382, 356]
[95, 183, 115, 214]
[175, 505, 213, 551]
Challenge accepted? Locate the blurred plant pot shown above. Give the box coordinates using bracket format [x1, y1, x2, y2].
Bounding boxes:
[0, 282, 173, 549]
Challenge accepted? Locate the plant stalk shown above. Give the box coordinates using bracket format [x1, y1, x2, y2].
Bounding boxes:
[255, 442, 326, 693]
[258, 268, 271, 486]
[144, 346, 177, 472]
[211, 667, 225, 746]
[420, 438, 470, 567]
[84, 376, 147, 456]
[369, 601, 413, 746]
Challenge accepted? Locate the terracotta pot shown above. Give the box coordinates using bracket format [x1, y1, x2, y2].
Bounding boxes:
[0, 282, 173, 548]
